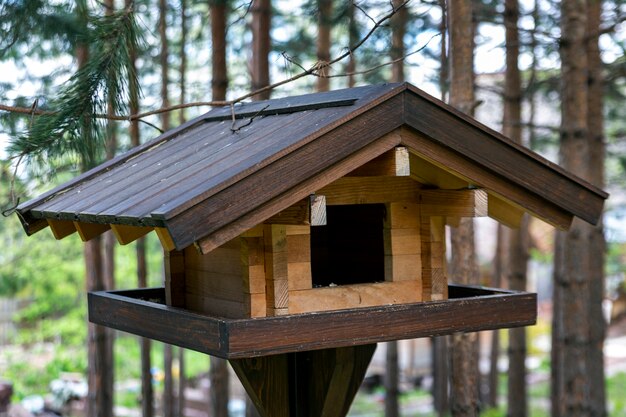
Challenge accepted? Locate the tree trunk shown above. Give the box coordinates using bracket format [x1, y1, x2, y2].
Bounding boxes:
[75, 4, 114, 411]
[447, 1, 479, 415]
[552, 1, 591, 416]
[502, 1, 528, 416]
[438, 0, 448, 102]
[210, 0, 228, 102]
[208, 7, 232, 415]
[385, 342, 400, 417]
[210, 359, 230, 417]
[178, 2, 188, 414]
[125, 0, 153, 411]
[487, 225, 507, 409]
[251, 0, 271, 99]
[390, 0, 407, 84]
[508, 216, 528, 417]
[346, 2, 357, 88]
[163, 345, 174, 417]
[136, 238, 153, 417]
[316, 0, 332, 91]
[586, 1, 607, 416]
[102, 1, 117, 415]
[159, 2, 175, 415]
[384, 9, 407, 413]
[180, 0, 188, 125]
[432, 4, 449, 414]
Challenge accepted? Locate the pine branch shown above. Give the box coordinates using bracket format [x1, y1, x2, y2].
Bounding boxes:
[8, 7, 142, 169]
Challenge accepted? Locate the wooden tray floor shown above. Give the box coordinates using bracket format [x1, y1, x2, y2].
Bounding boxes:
[88, 284, 536, 359]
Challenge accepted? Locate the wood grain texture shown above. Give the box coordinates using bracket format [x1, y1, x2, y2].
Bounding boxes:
[196, 130, 402, 253]
[164, 249, 186, 308]
[401, 128, 575, 230]
[47, 219, 77, 240]
[20, 84, 606, 246]
[110, 224, 153, 245]
[74, 222, 110, 242]
[347, 147, 409, 177]
[230, 344, 375, 417]
[88, 285, 536, 359]
[172, 96, 405, 250]
[288, 281, 422, 314]
[420, 189, 488, 218]
[319, 176, 420, 205]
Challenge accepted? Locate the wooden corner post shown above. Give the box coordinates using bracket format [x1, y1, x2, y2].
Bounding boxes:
[230, 344, 377, 417]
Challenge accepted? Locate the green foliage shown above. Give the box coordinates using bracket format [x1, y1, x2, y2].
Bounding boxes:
[0, 0, 83, 59]
[8, 7, 142, 170]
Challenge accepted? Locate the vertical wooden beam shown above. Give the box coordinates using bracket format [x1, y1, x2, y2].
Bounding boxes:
[384, 202, 422, 285]
[242, 236, 267, 318]
[264, 224, 289, 316]
[164, 249, 186, 308]
[230, 344, 377, 417]
[420, 215, 447, 301]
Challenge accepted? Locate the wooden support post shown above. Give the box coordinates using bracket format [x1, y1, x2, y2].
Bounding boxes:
[264, 225, 289, 316]
[419, 215, 447, 301]
[383, 202, 422, 284]
[242, 236, 267, 317]
[230, 344, 376, 417]
[164, 249, 186, 308]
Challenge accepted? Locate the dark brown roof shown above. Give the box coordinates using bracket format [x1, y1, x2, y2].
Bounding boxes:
[17, 82, 608, 250]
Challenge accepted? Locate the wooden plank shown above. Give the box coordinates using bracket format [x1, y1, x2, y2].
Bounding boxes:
[310, 194, 327, 226]
[264, 225, 289, 313]
[385, 202, 420, 229]
[288, 281, 422, 314]
[111, 224, 153, 245]
[185, 291, 247, 318]
[184, 271, 246, 303]
[88, 285, 537, 358]
[88, 289, 224, 355]
[420, 189, 488, 218]
[384, 254, 422, 282]
[429, 217, 447, 300]
[47, 219, 77, 240]
[287, 234, 310, 263]
[287, 263, 312, 291]
[196, 130, 402, 254]
[488, 194, 525, 228]
[74, 221, 110, 242]
[383, 228, 421, 256]
[347, 146, 410, 177]
[409, 152, 468, 189]
[242, 237, 266, 295]
[265, 195, 326, 226]
[185, 244, 242, 276]
[155, 227, 177, 252]
[286, 225, 310, 236]
[171, 97, 406, 251]
[230, 354, 290, 417]
[246, 293, 266, 318]
[97, 107, 354, 224]
[318, 176, 420, 206]
[401, 128, 575, 230]
[164, 250, 186, 308]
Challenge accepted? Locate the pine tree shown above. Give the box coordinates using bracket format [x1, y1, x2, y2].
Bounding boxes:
[448, 1, 480, 416]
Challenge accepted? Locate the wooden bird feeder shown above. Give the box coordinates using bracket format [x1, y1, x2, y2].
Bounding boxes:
[16, 83, 607, 417]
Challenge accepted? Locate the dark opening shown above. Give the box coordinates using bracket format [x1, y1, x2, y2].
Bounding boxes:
[310, 204, 385, 287]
